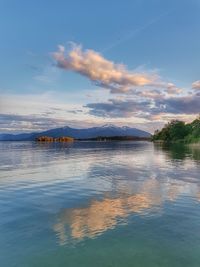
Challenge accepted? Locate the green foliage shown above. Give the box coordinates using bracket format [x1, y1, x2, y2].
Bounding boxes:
[152, 116, 200, 143]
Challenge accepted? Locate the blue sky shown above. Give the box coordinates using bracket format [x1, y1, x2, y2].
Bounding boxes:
[0, 0, 200, 133]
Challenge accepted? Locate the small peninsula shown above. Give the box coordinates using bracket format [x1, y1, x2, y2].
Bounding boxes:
[152, 116, 200, 143]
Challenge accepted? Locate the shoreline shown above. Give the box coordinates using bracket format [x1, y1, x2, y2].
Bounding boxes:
[153, 140, 200, 145]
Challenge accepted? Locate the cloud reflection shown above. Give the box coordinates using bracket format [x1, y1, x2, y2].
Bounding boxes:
[54, 192, 157, 245]
[53, 174, 193, 245]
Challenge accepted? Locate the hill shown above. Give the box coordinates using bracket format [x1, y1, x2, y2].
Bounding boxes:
[0, 124, 151, 141]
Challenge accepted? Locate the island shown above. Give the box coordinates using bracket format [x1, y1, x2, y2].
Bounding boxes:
[36, 136, 74, 142]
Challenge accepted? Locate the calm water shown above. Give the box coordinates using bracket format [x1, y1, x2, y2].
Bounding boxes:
[0, 141, 200, 267]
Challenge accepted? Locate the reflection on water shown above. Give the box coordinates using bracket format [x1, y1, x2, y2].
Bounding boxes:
[54, 191, 157, 244]
[154, 142, 200, 161]
[54, 171, 200, 245]
[0, 141, 200, 267]
[53, 142, 200, 245]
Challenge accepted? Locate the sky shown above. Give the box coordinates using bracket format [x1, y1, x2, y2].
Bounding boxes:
[0, 0, 200, 134]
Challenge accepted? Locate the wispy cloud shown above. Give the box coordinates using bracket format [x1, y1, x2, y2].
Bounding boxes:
[102, 10, 171, 53]
[53, 44, 157, 93]
[165, 83, 183, 95]
[34, 65, 60, 84]
[192, 80, 200, 90]
[0, 113, 101, 133]
[53, 43, 186, 99]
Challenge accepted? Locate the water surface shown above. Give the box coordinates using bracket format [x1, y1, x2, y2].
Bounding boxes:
[0, 141, 200, 267]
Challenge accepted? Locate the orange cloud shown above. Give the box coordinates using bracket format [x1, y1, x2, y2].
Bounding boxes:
[53, 193, 156, 244]
[53, 44, 156, 93]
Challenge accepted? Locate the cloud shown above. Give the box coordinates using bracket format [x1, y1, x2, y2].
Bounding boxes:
[165, 83, 183, 95]
[192, 80, 200, 90]
[0, 114, 68, 132]
[137, 89, 165, 100]
[53, 44, 156, 93]
[86, 99, 152, 118]
[86, 94, 200, 119]
[2, 44, 197, 133]
[158, 95, 200, 114]
[0, 113, 100, 133]
[53, 43, 187, 102]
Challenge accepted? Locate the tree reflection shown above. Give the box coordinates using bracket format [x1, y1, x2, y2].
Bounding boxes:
[154, 143, 200, 161]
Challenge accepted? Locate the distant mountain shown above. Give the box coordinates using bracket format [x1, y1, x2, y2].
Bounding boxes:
[0, 124, 151, 141]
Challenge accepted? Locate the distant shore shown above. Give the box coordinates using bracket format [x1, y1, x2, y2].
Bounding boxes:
[76, 136, 151, 142]
[0, 136, 151, 142]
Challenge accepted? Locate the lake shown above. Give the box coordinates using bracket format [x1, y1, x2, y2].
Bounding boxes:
[0, 141, 200, 267]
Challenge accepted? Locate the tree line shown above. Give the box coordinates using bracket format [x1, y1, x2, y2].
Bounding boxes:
[152, 116, 200, 143]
